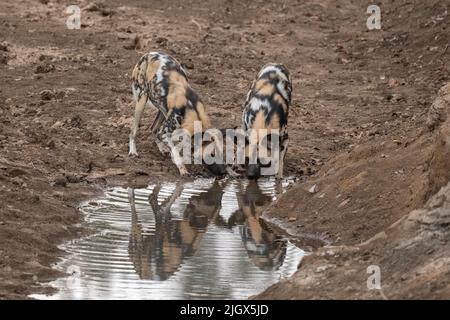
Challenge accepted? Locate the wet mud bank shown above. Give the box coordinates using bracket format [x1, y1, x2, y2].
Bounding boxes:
[256, 83, 450, 299]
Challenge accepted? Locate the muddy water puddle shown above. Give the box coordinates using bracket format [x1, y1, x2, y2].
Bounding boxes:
[33, 178, 304, 300]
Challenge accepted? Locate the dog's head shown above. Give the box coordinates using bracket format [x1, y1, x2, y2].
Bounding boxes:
[205, 161, 227, 176]
[242, 64, 291, 180]
[191, 129, 227, 177]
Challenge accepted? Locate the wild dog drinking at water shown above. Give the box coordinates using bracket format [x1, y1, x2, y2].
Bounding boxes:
[129, 51, 225, 176]
[241, 63, 292, 179]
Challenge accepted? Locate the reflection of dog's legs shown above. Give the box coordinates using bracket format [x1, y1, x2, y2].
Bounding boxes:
[235, 181, 246, 209]
[149, 184, 161, 214]
[277, 135, 288, 179]
[162, 183, 184, 215]
[129, 95, 147, 156]
[128, 188, 140, 229]
[275, 178, 283, 196]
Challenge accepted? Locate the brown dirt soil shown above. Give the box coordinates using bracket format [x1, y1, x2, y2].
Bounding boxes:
[257, 83, 450, 299]
[0, 0, 449, 299]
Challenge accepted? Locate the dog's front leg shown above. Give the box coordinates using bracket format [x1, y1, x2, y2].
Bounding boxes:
[160, 133, 189, 176]
[276, 134, 289, 179]
[129, 94, 147, 156]
[155, 136, 171, 154]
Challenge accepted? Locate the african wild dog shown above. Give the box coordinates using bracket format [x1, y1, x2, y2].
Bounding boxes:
[129, 51, 225, 176]
[242, 63, 292, 179]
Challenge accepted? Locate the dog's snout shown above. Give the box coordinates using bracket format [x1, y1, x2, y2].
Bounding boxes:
[246, 164, 261, 180]
[207, 163, 227, 176]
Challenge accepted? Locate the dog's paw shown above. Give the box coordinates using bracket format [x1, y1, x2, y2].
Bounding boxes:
[128, 151, 139, 157]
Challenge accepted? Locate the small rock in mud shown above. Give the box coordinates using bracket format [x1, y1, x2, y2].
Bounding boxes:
[7, 168, 28, 177]
[117, 32, 131, 40]
[308, 184, 319, 193]
[0, 52, 9, 64]
[10, 176, 24, 186]
[35, 63, 55, 74]
[123, 35, 142, 50]
[39, 90, 54, 100]
[0, 43, 9, 52]
[39, 89, 66, 101]
[44, 138, 56, 149]
[83, 2, 115, 16]
[183, 60, 195, 70]
[68, 115, 83, 128]
[338, 198, 351, 208]
[315, 265, 332, 273]
[51, 120, 64, 129]
[30, 194, 40, 203]
[52, 176, 67, 187]
[194, 75, 216, 85]
[66, 174, 84, 183]
[155, 36, 168, 46]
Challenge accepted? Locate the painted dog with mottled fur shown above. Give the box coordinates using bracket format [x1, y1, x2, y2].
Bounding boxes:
[129, 51, 225, 176]
[241, 63, 292, 179]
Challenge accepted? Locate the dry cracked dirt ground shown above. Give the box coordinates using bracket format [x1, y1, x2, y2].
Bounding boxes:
[0, 0, 449, 299]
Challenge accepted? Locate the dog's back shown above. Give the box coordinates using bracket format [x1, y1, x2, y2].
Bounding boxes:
[131, 51, 210, 135]
[243, 63, 291, 134]
[129, 51, 219, 176]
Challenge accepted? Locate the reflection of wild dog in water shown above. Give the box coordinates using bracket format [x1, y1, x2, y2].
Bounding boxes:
[229, 181, 286, 270]
[129, 51, 225, 176]
[242, 63, 292, 179]
[127, 182, 224, 280]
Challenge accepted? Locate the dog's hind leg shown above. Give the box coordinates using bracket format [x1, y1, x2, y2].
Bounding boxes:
[129, 94, 148, 156]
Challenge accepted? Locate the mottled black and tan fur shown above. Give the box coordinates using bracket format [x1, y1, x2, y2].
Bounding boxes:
[129, 51, 222, 176]
[241, 63, 292, 179]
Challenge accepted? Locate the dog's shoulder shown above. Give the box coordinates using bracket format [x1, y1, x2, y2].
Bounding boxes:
[243, 63, 292, 131]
